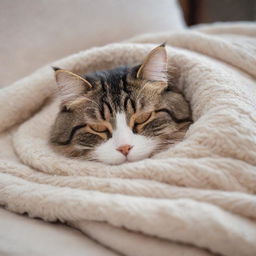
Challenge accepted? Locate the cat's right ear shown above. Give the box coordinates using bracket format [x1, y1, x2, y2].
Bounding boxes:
[52, 67, 92, 104]
[136, 43, 168, 83]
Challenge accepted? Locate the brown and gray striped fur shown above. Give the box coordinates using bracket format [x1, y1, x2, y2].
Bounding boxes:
[50, 44, 192, 165]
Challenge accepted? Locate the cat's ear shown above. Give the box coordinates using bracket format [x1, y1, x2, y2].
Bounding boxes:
[136, 43, 168, 83]
[52, 67, 92, 103]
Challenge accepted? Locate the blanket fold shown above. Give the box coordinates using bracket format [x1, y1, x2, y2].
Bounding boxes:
[0, 22, 256, 256]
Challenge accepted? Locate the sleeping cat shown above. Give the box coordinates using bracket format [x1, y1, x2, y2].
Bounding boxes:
[50, 44, 192, 165]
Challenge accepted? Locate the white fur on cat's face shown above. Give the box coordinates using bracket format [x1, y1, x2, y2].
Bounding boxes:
[93, 113, 158, 165]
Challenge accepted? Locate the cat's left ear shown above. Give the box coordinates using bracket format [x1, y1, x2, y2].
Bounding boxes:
[137, 43, 168, 84]
[52, 67, 92, 104]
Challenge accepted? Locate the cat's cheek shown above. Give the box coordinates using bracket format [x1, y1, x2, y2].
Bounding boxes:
[127, 136, 158, 162]
[92, 139, 126, 165]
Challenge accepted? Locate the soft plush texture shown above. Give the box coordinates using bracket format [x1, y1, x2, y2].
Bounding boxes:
[0, 22, 256, 256]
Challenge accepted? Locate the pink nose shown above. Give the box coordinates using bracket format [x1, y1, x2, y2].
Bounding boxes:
[117, 145, 133, 156]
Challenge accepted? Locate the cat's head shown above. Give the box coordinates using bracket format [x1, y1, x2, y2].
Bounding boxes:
[50, 44, 191, 165]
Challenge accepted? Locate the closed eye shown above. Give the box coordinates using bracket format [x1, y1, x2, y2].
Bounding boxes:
[132, 112, 153, 133]
[134, 112, 152, 125]
[89, 124, 108, 133]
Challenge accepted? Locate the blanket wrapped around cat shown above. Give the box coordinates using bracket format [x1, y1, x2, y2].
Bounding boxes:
[0, 22, 256, 256]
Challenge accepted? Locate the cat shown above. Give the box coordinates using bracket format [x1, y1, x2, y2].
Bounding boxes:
[50, 44, 192, 165]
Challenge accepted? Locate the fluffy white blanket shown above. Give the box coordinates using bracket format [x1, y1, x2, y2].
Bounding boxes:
[0, 22, 256, 256]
